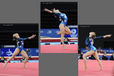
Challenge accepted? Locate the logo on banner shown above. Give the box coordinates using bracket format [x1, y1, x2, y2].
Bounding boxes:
[6, 49, 13, 56]
[47, 30, 52, 34]
[40, 30, 43, 33]
[2, 51, 4, 55]
[70, 28, 78, 38]
[36, 49, 39, 53]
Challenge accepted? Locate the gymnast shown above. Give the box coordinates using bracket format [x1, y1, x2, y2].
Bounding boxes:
[4, 33, 36, 68]
[83, 32, 112, 70]
[44, 8, 71, 48]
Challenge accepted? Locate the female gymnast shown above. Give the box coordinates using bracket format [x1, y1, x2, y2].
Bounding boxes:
[83, 32, 112, 71]
[4, 33, 36, 68]
[44, 8, 71, 48]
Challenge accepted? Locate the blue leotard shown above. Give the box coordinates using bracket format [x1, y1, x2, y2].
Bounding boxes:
[53, 12, 68, 26]
[85, 36, 103, 51]
[16, 38, 28, 51]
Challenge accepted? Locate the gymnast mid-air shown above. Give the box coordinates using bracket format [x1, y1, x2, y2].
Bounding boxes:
[44, 8, 71, 48]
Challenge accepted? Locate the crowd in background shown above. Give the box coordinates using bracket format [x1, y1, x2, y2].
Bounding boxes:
[79, 48, 114, 60]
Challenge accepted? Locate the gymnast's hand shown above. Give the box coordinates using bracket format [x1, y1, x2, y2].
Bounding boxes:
[44, 8, 52, 13]
[104, 34, 112, 38]
[44, 8, 48, 11]
[28, 34, 36, 39]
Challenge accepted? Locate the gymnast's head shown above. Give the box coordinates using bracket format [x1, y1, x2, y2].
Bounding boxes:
[13, 33, 20, 39]
[52, 8, 61, 13]
[89, 32, 96, 38]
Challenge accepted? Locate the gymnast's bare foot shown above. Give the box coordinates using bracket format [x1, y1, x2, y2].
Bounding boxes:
[100, 68, 103, 71]
[57, 32, 61, 35]
[4, 62, 7, 68]
[63, 44, 66, 49]
[84, 66, 87, 71]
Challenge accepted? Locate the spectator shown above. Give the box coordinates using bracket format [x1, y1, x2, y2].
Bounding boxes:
[89, 55, 95, 60]
[102, 52, 108, 60]
[80, 52, 83, 59]
[0, 57, 5, 63]
[97, 47, 102, 53]
[61, 38, 69, 44]
[110, 52, 114, 60]
[78, 48, 81, 54]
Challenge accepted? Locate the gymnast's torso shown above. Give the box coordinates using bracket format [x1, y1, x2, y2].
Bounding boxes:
[16, 38, 28, 51]
[85, 36, 103, 51]
[53, 12, 68, 26]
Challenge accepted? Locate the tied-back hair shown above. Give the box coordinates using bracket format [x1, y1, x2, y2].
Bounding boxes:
[13, 37, 17, 41]
[91, 35, 96, 39]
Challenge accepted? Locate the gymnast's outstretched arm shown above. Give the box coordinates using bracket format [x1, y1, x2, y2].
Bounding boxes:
[17, 34, 36, 41]
[44, 8, 53, 13]
[95, 34, 112, 39]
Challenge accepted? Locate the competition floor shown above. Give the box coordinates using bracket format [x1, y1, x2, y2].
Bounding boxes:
[40, 38, 78, 53]
[78, 60, 114, 76]
[0, 56, 39, 76]
[40, 44, 78, 53]
[0, 61, 39, 76]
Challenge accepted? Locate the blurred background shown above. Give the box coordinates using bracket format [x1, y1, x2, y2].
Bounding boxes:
[41, 2, 77, 28]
